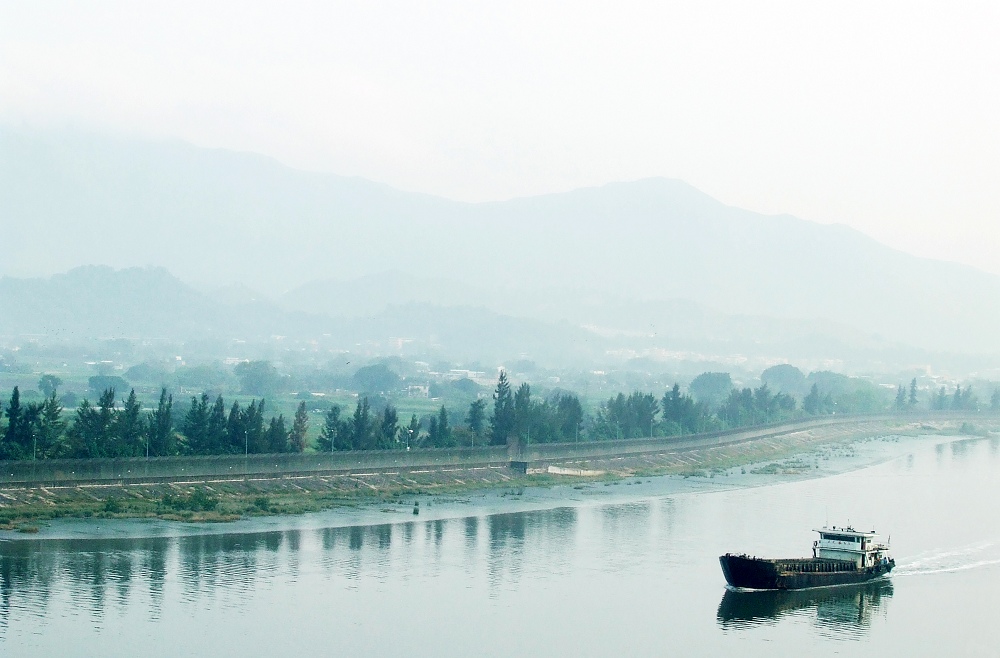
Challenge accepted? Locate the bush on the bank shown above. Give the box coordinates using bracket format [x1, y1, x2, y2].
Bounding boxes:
[161, 490, 219, 512]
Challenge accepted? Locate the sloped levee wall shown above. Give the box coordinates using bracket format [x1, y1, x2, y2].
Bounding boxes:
[512, 415, 879, 463]
[0, 446, 510, 487]
[0, 413, 969, 487]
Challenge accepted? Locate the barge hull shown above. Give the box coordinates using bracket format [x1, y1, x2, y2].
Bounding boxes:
[719, 554, 894, 590]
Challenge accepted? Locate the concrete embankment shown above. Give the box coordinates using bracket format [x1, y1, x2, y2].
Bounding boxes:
[0, 413, 979, 489]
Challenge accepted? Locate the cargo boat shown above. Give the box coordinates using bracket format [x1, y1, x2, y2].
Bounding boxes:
[719, 526, 894, 590]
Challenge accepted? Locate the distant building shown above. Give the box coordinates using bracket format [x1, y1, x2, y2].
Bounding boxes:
[407, 384, 430, 398]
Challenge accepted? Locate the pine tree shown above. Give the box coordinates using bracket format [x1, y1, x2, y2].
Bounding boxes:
[225, 400, 244, 454]
[376, 405, 398, 449]
[19, 402, 42, 460]
[245, 400, 267, 454]
[351, 398, 373, 450]
[466, 398, 486, 442]
[36, 392, 66, 458]
[96, 388, 118, 456]
[2, 387, 24, 459]
[68, 389, 117, 458]
[663, 383, 708, 434]
[116, 389, 145, 457]
[183, 393, 210, 454]
[933, 386, 948, 410]
[405, 414, 420, 449]
[67, 399, 96, 458]
[428, 415, 439, 445]
[318, 404, 350, 451]
[266, 415, 288, 453]
[513, 383, 532, 442]
[147, 388, 174, 456]
[909, 378, 918, 407]
[434, 405, 451, 447]
[555, 394, 583, 441]
[490, 371, 515, 445]
[289, 401, 309, 452]
[206, 395, 228, 454]
[894, 385, 907, 411]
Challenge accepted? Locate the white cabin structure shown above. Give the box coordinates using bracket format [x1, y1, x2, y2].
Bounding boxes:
[812, 526, 890, 568]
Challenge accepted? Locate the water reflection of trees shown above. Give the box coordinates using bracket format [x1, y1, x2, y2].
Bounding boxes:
[177, 531, 293, 603]
[0, 506, 582, 625]
[717, 579, 893, 637]
[0, 536, 172, 627]
[486, 507, 577, 591]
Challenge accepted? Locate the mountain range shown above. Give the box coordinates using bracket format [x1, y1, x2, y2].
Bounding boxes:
[0, 265, 913, 371]
[2, 127, 999, 358]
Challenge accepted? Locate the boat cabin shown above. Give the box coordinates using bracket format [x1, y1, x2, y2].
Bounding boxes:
[812, 525, 889, 568]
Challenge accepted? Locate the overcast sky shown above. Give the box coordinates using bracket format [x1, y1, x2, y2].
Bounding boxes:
[3, 1, 999, 274]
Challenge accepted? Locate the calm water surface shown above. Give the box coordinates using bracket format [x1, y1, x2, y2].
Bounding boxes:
[3, 435, 1000, 656]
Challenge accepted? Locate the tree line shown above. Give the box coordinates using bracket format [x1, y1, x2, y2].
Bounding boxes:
[590, 382, 794, 440]
[0, 386, 312, 460]
[589, 377, 1000, 441]
[2, 371, 999, 460]
[313, 371, 583, 451]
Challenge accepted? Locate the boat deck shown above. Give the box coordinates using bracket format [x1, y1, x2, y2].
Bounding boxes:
[765, 558, 857, 573]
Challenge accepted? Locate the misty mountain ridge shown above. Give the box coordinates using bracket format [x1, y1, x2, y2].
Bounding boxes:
[3, 127, 1000, 354]
[0, 265, 946, 375]
[279, 269, 901, 354]
[0, 266, 601, 362]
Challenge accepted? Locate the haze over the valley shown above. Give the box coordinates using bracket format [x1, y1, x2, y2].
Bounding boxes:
[2, 2, 1000, 386]
[4, 2, 1000, 276]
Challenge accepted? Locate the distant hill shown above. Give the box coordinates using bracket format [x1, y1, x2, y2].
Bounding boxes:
[0, 267, 607, 364]
[0, 266, 946, 374]
[3, 127, 1000, 354]
[0, 265, 325, 340]
[280, 270, 909, 362]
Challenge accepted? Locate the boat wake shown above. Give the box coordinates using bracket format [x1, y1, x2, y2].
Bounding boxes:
[894, 541, 1000, 577]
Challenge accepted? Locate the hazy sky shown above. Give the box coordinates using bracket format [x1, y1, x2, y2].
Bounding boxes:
[3, 2, 999, 274]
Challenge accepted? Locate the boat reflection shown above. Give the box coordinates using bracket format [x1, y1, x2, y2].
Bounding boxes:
[717, 579, 893, 634]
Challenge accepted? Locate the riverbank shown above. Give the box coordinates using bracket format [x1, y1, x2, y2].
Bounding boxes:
[0, 418, 992, 538]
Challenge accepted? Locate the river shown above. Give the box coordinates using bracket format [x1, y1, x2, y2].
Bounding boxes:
[2, 433, 999, 656]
